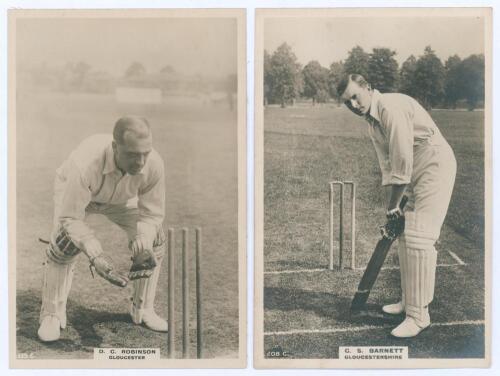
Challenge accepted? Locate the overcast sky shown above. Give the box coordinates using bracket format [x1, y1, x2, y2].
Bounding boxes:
[264, 17, 485, 66]
[17, 17, 237, 77]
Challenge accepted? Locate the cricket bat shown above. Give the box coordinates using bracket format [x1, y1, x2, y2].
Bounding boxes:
[350, 196, 408, 315]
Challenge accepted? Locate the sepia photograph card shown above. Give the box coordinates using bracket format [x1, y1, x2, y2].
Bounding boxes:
[9, 8, 246, 368]
[254, 7, 491, 368]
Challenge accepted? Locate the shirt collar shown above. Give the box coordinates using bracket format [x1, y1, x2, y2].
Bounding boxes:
[102, 143, 145, 176]
[366, 89, 382, 124]
[102, 144, 116, 174]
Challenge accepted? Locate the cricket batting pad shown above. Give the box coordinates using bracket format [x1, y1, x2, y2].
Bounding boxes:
[397, 237, 407, 307]
[40, 257, 76, 328]
[403, 242, 437, 324]
[131, 242, 165, 323]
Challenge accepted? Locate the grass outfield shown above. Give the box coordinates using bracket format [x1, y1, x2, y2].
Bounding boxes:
[263, 104, 485, 359]
[16, 90, 239, 359]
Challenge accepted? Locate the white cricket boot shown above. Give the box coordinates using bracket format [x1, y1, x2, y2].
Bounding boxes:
[38, 315, 61, 342]
[140, 309, 169, 332]
[383, 301, 405, 315]
[391, 309, 430, 338]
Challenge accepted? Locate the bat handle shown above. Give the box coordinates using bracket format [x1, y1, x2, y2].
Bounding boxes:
[399, 195, 408, 210]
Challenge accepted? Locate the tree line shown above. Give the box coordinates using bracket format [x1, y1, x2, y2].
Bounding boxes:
[264, 43, 485, 110]
[23, 60, 235, 95]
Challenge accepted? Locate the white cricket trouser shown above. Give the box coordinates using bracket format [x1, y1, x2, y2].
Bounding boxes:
[398, 137, 456, 324]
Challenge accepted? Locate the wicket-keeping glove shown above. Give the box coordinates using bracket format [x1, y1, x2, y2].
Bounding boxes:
[89, 255, 129, 287]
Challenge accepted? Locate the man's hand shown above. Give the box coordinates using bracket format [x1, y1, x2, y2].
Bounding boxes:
[129, 236, 157, 280]
[380, 196, 408, 240]
[89, 255, 129, 287]
[130, 235, 153, 256]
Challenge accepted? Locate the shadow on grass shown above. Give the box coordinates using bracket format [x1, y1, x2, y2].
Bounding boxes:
[17, 289, 131, 354]
[264, 287, 403, 329]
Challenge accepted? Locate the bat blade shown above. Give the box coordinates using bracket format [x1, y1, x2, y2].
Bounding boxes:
[350, 237, 394, 313]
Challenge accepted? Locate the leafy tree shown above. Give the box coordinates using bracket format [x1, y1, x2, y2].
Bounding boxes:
[328, 61, 344, 100]
[367, 48, 399, 93]
[160, 65, 176, 74]
[59, 62, 75, 92]
[125, 62, 146, 78]
[30, 61, 54, 87]
[343, 46, 370, 78]
[294, 70, 304, 102]
[225, 73, 237, 92]
[73, 61, 91, 88]
[399, 55, 418, 97]
[302, 60, 330, 105]
[460, 54, 485, 110]
[443, 55, 462, 108]
[263, 49, 272, 105]
[266, 43, 303, 107]
[58, 61, 92, 92]
[413, 46, 445, 109]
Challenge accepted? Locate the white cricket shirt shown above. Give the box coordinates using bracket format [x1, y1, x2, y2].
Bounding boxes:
[366, 89, 445, 186]
[54, 134, 165, 254]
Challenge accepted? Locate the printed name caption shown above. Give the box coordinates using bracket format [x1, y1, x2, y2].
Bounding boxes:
[339, 346, 408, 360]
[94, 348, 160, 360]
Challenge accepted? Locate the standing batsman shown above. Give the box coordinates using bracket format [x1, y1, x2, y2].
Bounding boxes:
[337, 74, 457, 338]
[38, 116, 168, 342]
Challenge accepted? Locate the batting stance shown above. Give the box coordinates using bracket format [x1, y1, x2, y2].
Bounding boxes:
[38, 116, 167, 342]
[337, 74, 456, 338]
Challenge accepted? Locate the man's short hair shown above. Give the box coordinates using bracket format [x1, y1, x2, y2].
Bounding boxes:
[113, 116, 151, 144]
[336, 74, 371, 97]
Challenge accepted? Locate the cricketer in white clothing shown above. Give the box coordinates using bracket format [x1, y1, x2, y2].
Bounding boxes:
[38, 116, 168, 342]
[338, 74, 456, 338]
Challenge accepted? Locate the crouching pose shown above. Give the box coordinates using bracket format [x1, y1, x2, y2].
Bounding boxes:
[38, 116, 167, 342]
[338, 74, 456, 338]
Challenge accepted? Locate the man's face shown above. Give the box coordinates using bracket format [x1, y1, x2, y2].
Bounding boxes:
[113, 132, 152, 175]
[341, 81, 372, 116]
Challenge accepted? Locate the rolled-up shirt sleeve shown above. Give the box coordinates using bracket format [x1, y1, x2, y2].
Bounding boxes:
[379, 105, 413, 185]
[137, 158, 165, 242]
[58, 161, 103, 257]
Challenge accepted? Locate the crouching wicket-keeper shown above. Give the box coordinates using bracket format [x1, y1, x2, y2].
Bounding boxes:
[38, 116, 167, 342]
[338, 74, 457, 338]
